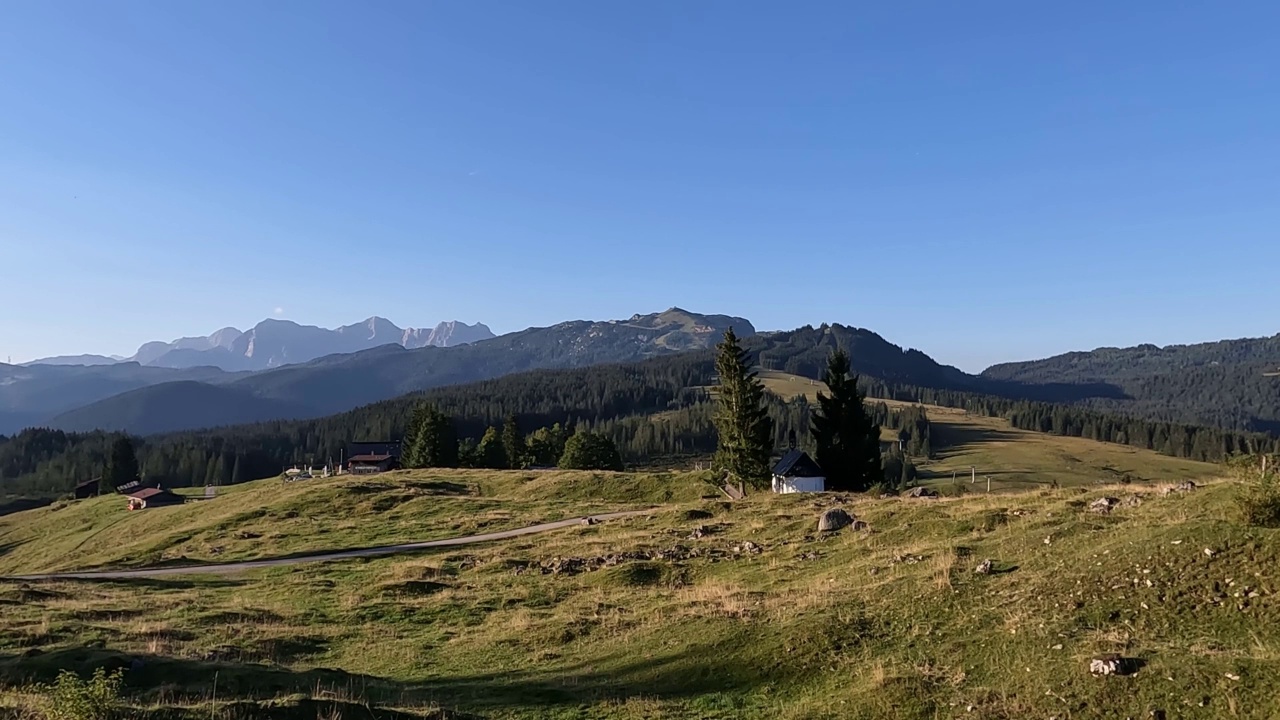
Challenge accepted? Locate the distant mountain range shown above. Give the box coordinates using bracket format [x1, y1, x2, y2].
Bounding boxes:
[3, 308, 755, 435]
[24, 318, 495, 372]
[3, 309, 1277, 439]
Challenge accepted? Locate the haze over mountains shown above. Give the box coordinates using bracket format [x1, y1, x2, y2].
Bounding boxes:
[2, 309, 753, 435]
[2, 307, 1277, 440]
[26, 318, 495, 372]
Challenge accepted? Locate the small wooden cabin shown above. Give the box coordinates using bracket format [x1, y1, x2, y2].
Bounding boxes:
[126, 488, 185, 510]
[73, 477, 101, 499]
[348, 454, 398, 475]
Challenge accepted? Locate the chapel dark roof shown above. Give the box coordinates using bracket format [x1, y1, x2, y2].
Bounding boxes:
[772, 449, 824, 478]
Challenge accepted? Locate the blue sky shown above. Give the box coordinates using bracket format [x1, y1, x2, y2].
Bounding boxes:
[1, 2, 1277, 371]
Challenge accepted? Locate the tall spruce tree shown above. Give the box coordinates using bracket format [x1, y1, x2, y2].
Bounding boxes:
[711, 328, 774, 486]
[501, 413, 526, 469]
[810, 349, 882, 492]
[402, 403, 432, 468]
[103, 436, 138, 494]
[404, 403, 458, 468]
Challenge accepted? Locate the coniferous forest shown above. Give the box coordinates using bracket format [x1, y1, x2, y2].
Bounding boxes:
[1, 339, 1275, 497]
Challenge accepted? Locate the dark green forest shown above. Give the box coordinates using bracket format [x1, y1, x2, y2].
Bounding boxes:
[2, 334, 1276, 497]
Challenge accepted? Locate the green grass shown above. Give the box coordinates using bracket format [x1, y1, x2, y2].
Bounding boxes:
[758, 369, 1221, 490]
[3, 467, 1280, 719]
[0, 469, 715, 576]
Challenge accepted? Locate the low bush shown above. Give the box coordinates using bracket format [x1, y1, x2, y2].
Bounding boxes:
[33, 667, 126, 720]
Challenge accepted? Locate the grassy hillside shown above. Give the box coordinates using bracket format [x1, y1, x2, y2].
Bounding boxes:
[759, 370, 1221, 489]
[2, 469, 1278, 719]
[0, 470, 714, 576]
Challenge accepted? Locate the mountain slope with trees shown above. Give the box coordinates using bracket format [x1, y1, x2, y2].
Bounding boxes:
[982, 334, 1280, 433]
[45, 309, 756, 434]
[4, 322, 1274, 498]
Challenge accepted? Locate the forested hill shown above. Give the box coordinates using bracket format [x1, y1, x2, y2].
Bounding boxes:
[44, 308, 754, 435]
[47, 320, 970, 436]
[4, 323, 1278, 497]
[982, 334, 1280, 434]
[0, 323, 969, 494]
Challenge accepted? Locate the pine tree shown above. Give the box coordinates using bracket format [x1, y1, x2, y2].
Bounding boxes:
[501, 413, 526, 469]
[810, 349, 882, 492]
[420, 405, 459, 468]
[402, 403, 431, 468]
[457, 437, 480, 468]
[711, 328, 774, 487]
[477, 427, 508, 469]
[103, 436, 138, 494]
[231, 454, 243, 485]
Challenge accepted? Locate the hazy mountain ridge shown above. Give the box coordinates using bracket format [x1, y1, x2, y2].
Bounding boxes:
[25, 317, 496, 372]
[18, 355, 122, 367]
[47, 308, 756, 433]
[12, 313, 1280, 438]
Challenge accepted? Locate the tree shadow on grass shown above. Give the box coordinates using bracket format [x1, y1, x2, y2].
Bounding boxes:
[0, 639, 796, 717]
[0, 497, 54, 518]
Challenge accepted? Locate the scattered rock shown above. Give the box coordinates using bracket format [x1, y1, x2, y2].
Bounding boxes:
[974, 559, 994, 575]
[905, 486, 938, 498]
[1204, 548, 1216, 557]
[1162, 481, 1198, 496]
[733, 541, 762, 555]
[1089, 653, 1135, 676]
[580, 517, 599, 526]
[1225, 672, 1241, 681]
[1088, 497, 1120, 514]
[687, 525, 709, 540]
[1043, 535, 1053, 545]
[817, 508, 854, 532]
[1121, 495, 1143, 508]
[852, 520, 869, 531]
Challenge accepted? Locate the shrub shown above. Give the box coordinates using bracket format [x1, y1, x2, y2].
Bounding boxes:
[1234, 455, 1280, 528]
[558, 432, 624, 471]
[34, 667, 126, 720]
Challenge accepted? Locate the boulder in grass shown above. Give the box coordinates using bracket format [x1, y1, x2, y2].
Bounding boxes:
[1088, 497, 1120, 514]
[817, 508, 854, 532]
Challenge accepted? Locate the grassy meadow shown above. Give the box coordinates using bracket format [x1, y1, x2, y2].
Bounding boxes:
[2, 467, 1279, 719]
[758, 369, 1221, 489]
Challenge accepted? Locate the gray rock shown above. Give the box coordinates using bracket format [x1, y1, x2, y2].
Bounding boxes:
[852, 520, 869, 531]
[974, 559, 994, 575]
[1088, 497, 1120, 514]
[817, 508, 854, 532]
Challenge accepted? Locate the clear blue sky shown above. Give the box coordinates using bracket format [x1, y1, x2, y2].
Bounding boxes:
[2, 1, 1277, 372]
